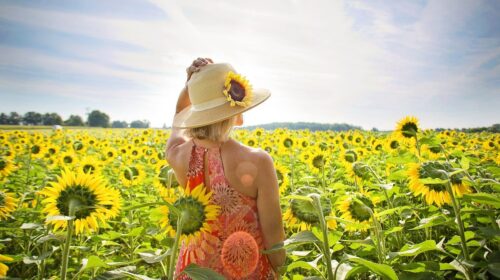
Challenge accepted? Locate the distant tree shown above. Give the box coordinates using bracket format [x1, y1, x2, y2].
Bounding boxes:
[371, 127, 379, 132]
[87, 110, 110, 128]
[130, 120, 150, 128]
[64, 115, 85, 126]
[111, 120, 128, 128]
[0, 113, 9, 124]
[23, 111, 43, 125]
[42, 113, 63, 125]
[7, 112, 21, 125]
[490, 124, 500, 133]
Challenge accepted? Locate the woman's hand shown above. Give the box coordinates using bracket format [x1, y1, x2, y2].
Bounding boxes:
[186, 57, 213, 81]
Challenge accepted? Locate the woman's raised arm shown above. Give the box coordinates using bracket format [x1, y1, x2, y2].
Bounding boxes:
[165, 58, 213, 160]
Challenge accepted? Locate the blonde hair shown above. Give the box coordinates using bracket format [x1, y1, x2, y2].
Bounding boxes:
[185, 115, 238, 142]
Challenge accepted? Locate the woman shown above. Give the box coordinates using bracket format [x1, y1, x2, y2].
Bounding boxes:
[165, 57, 286, 279]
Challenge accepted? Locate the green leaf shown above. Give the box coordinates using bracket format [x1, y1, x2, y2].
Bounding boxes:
[388, 169, 408, 181]
[345, 254, 399, 280]
[331, 259, 352, 280]
[262, 231, 320, 254]
[80, 255, 109, 271]
[411, 214, 450, 230]
[397, 261, 440, 273]
[462, 193, 500, 208]
[138, 251, 170, 264]
[487, 263, 500, 278]
[376, 206, 410, 218]
[460, 157, 470, 170]
[20, 223, 42, 230]
[180, 263, 225, 280]
[283, 194, 313, 202]
[388, 240, 442, 259]
[45, 215, 74, 222]
[418, 178, 449, 185]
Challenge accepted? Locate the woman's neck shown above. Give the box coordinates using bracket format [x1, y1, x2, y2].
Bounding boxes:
[193, 137, 230, 148]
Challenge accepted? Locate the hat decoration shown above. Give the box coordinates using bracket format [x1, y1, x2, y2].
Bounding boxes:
[222, 71, 253, 107]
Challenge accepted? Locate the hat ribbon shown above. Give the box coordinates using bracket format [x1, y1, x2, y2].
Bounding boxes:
[191, 96, 228, 112]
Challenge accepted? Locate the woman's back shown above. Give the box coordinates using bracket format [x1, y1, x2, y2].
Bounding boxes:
[170, 138, 277, 279]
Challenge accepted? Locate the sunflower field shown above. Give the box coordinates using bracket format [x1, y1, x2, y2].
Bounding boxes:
[0, 116, 499, 279]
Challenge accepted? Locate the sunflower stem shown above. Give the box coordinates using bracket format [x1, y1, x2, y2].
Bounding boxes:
[168, 211, 186, 280]
[444, 178, 470, 261]
[310, 194, 334, 280]
[415, 134, 421, 159]
[61, 199, 78, 280]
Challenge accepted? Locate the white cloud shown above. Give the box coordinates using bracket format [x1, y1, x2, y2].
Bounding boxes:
[0, 0, 498, 129]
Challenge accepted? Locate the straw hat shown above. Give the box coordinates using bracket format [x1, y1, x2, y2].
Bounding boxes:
[173, 63, 271, 128]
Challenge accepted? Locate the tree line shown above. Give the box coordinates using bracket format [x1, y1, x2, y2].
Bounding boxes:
[0, 110, 150, 128]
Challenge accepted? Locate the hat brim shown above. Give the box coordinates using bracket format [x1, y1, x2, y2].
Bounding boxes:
[172, 88, 270, 129]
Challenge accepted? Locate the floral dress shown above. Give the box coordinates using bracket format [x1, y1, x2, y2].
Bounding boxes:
[174, 140, 277, 280]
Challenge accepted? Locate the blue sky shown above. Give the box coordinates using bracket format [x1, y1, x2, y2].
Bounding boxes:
[0, 0, 498, 130]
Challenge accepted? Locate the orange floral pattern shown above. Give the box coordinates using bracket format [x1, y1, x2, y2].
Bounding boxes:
[175, 141, 277, 280]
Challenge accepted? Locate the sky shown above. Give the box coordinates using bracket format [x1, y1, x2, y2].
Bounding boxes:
[0, 0, 499, 130]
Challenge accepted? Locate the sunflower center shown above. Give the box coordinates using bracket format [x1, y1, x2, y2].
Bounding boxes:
[107, 151, 114, 157]
[248, 140, 255, 146]
[0, 192, 5, 206]
[124, 167, 139, 181]
[48, 148, 56, 154]
[276, 170, 284, 184]
[169, 196, 206, 235]
[283, 138, 293, 148]
[83, 164, 95, 174]
[73, 141, 83, 151]
[158, 166, 170, 187]
[229, 81, 245, 101]
[348, 195, 374, 222]
[418, 161, 449, 192]
[429, 146, 442, 154]
[56, 185, 98, 219]
[0, 159, 6, 171]
[390, 140, 399, 149]
[344, 150, 358, 163]
[401, 122, 418, 138]
[31, 145, 41, 154]
[312, 155, 325, 169]
[63, 155, 73, 164]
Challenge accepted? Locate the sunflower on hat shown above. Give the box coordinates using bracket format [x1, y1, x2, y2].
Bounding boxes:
[223, 71, 253, 107]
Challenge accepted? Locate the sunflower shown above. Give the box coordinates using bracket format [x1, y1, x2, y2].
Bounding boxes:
[29, 142, 47, 158]
[407, 161, 472, 207]
[119, 164, 146, 187]
[39, 169, 121, 235]
[153, 165, 179, 198]
[77, 156, 102, 175]
[0, 191, 17, 220]
[384, 134, 401, 153]
[340, 148, 359, 164]
[103, 147, 118, 163]
[306, 147, 329, 175]
[0, 254, 12, 277]
[394, 116, 420, 144]
[58, 151, 79, 167]
[275, 162, 290, 194]
[158, 183, 220, 245]
[223, 71, 253, 107]
[283, 186, 336, 231]
[342, 161, 372, 184]
[338, 191, 377, 232]
[0, 156, 16, 181]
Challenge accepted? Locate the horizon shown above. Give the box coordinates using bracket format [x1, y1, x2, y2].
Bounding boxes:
[1, 1, 499, 131]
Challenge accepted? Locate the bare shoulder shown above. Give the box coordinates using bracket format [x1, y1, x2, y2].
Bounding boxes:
[230, 139, 273, 165]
